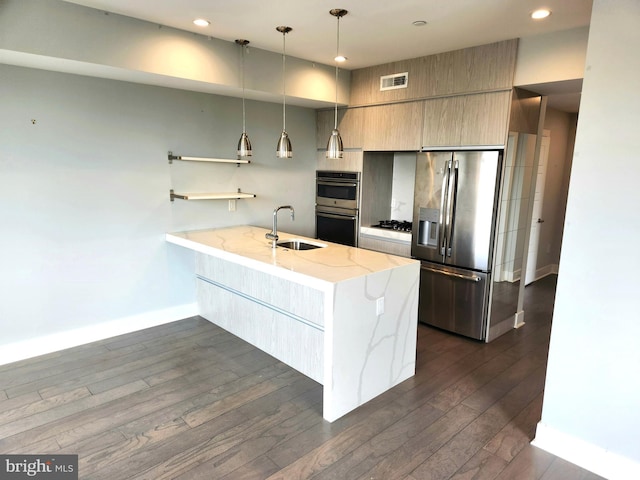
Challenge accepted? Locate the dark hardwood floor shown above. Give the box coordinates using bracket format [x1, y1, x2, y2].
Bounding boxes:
[0, 275, 603, 479]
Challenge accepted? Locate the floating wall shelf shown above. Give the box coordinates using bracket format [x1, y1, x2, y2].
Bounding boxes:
[170, 189, 256, 202]
[168, 151, 256, 204]
[168, 151, 250, 165]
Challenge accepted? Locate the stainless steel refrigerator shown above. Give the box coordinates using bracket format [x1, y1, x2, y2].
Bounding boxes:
[411, 150, 502, 340]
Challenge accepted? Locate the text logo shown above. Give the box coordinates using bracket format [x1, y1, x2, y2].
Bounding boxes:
[0, 455, 78, 479]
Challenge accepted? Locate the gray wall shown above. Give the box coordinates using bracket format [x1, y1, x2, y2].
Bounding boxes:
[0, 64, 316, 360]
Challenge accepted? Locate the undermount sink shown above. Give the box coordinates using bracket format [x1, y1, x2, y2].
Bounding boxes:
[276, 239, 326, 251]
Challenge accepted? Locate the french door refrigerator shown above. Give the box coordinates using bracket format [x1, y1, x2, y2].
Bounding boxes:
[411, 150, 502, 340]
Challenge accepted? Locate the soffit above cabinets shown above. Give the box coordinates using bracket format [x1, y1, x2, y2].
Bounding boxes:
[64, 0, 592, 70]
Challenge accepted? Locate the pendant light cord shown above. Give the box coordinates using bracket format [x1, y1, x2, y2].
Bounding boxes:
[241, 43, 247, 134]
[334, 15, 340, 130]
[282, 31, 287, 131]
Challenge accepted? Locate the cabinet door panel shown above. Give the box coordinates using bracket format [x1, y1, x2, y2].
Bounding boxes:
[362, 103, 423, 151]
[317, 108, 365, 149]
[422, 96, 465, 147]
[460, 91, 511, 146]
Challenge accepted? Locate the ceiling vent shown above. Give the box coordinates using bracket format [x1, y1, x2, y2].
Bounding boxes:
[380, 72, 408, 91]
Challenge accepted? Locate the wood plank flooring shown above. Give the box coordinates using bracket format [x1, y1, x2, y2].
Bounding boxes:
[0, 275, 604, 479]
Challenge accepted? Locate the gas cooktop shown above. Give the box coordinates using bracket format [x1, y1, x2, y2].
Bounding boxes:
[372, 220, 413, 233]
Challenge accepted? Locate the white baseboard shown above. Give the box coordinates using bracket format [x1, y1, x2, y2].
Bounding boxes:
[533, 422, 640, 479]
[532, 264, 559, 282]
[0, 303, 199, 366]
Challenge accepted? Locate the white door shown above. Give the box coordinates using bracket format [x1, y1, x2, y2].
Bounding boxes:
[525, 132, 550, 285]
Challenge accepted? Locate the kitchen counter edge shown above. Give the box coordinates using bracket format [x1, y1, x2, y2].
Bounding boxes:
[166, 225, 418, 289]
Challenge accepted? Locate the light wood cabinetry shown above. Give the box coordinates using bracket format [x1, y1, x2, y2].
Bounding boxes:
[422, 96, 465, 147]
[422, 91, 511, 148]
[362, 102, 423, 151]
[316, 150, 363, 172]
[459, 91, 511, 146]
[317, 102, 422, 152]
[317, 38, 516, 153]
[350, 39, 517, 106]
[358, 234, 411, 258]
[196, 253, 325, 383]
[316, 107, 365, 149]
[449, 41, 518, 94]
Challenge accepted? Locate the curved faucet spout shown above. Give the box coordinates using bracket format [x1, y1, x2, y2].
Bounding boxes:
[266, 205, 295, 248]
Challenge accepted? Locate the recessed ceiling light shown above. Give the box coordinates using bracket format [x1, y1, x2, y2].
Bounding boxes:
[531, 9, 551, 20]
[413, 20, 428, 27]
[193, 19, 210, 27]
[334, 55, 347, 63]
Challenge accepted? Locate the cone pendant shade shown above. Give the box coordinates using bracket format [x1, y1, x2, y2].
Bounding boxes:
[237, 132, 252, 157]
[276, 26, 293, 158]
[236, 39, 252, 159]
[276, 131, 293, 158]
[326, 128, 343, 159]
[326, 9, 348, 159]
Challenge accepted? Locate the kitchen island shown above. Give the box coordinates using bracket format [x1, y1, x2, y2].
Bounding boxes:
[166, 225, 419, 422]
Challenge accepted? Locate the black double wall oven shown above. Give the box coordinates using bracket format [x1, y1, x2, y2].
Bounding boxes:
[315, 171, 360, 247]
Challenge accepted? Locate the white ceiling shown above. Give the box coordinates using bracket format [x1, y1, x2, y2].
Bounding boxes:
[62, 0, 593, 110]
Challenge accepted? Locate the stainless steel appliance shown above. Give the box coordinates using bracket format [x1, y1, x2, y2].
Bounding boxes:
[316, 171, 360, 247]
[412, 150, 502, 340]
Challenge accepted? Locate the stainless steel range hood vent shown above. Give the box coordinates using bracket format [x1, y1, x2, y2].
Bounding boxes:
[380, 72, 408, 91]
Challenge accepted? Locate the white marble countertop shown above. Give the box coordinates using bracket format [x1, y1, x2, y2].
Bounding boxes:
[166, 225, 417, 287]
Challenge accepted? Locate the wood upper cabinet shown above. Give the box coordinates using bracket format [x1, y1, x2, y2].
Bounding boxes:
[422, 91, 511, 148]
[459, 91, 511, 146]
[422, 96, 465, 147]
[316, 108, 365, 149]
[362, 102, 423, 151]
[350, 39, 517, 105]
[318, 90, 510, 152]
[317, 103, 422, 151]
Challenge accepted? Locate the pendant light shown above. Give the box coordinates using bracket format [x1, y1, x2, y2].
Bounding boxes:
[235, 39, 252, 159]
[276, 26, 293, 158]
[326, 9, 348, 159]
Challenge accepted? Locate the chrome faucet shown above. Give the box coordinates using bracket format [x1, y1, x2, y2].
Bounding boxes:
[266, 205, 295, 248]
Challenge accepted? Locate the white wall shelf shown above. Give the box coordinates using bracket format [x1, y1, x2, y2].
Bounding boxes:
[168, 151, 250, 165]
[169, 189, 256, 201]
[168, 151, 255, 203]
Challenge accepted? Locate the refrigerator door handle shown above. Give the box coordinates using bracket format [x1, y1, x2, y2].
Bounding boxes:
[420, 265, 481, 282]
[444, 160, 459, 257]
[438, 160, 451, 256]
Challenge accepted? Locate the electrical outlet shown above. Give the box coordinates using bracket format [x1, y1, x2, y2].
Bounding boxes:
[376, 297, 385, 315]
[228, 199, 236, 212]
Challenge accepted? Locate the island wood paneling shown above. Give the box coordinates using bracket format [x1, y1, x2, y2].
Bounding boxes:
[197, 279, 324, 383]
[195, 253, 325, 327]
[350, 39, 518, 106]
[195, 252, 325, 384]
